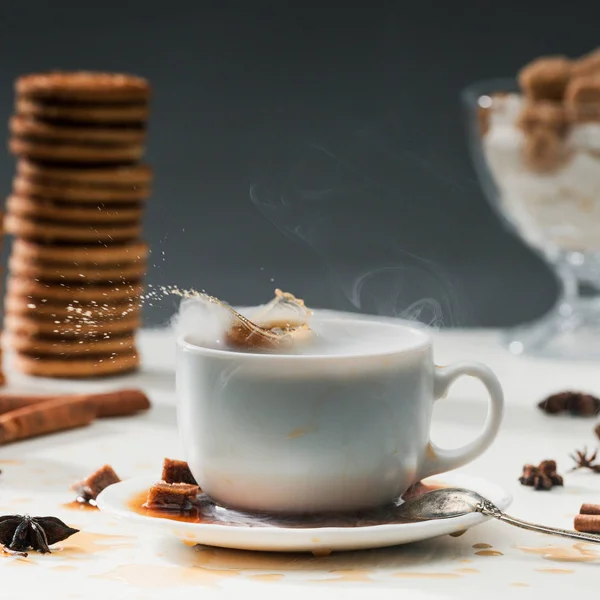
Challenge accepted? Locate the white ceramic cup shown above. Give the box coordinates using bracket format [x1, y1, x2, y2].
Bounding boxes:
[176, 317, 504, 514]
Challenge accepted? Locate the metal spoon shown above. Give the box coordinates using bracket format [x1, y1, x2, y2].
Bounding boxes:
[397, 488, 600, 544]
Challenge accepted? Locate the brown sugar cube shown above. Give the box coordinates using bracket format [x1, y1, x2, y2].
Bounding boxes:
[572, 48, 600, 78]
[523, 127, 565, 172]
[574, 514, 600, 533]
[517, 101, 567, 136]
[72, 465, 121, 502]
[580, 504, 600, 515]
[518, 56, 572, 101]
[565, 76, 600, 122]
[161, 458, 198, 485]
[145, 482, 199, 510]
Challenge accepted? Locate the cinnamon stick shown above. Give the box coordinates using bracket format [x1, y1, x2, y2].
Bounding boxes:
[0, 396, 96, 445]
[580, 503, 600, 515]
[574, 514, 600, 533]
[0, 389, 150, 418]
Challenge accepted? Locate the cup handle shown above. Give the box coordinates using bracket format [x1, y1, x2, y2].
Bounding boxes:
[416, 361, 504, 480]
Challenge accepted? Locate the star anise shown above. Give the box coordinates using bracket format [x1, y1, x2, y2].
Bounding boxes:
[0, 515, 79, 557]
[570, 448, 600, 473]
[519, 460, 563, 490]
[538, 392, 600, 417]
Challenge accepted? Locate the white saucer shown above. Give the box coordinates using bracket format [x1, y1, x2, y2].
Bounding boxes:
[96, 473, 511, 553]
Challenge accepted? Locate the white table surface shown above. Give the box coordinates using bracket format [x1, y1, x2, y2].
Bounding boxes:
[1, 322, 599, 599]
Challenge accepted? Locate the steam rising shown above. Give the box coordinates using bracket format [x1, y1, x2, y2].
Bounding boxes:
[250, 130, 464, 328]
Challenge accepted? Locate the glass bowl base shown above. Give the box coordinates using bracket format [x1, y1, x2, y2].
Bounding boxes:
[503, 300, 600, 360]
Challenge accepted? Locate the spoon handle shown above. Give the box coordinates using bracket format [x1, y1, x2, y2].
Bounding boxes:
[493, 512, 600, 544]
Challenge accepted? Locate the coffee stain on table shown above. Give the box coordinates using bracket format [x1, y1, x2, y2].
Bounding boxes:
[536, 568, 574, 575]
[62, 501, 99, 512]
[455, 568, 479, 574]
[472, 543, 492, 549]
[248, 573, 285, 582]
[314, 569, 373, 583]
[393, 572, 461, 579]
[510, 582, 530, 587]
[516, 543, 599, 563]
[0, 553, 33, 566]
[475, 550, 503, 557]
[60, 531, 136, 556]
[96, 564, 239, 588]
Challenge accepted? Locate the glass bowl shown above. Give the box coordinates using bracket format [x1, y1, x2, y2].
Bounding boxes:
[462, 79, 600, 359]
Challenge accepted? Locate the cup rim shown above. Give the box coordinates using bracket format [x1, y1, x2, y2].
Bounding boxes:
[176, 315, 432, 361]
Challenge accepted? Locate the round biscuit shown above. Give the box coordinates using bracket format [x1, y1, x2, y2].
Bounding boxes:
[11, 239, 148, 265]
[10, 136, 145, 163]
[16, 71, 150, 103]
[5, 213, 141, 242]
[13, 176, 150, 202]
[4, 313, 141, 337]
[4, 293, 141, 320]
[8, 254, 147, 282]
[10, 115, 146, 145]
[17, 160, 152, 186]
[12, 351, 140, 378]
[7, 276, 143, 302]
[7, 194, 144, 223]
[7, 333, 136, 356]
[16, 97, 149, 124]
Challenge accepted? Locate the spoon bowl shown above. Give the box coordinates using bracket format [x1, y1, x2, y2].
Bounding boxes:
[398, 487, 600, 544]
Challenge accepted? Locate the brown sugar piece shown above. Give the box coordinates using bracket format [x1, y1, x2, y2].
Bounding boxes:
[145, 482, 199, 510]
[572, 48, 600, 78]
[162, 458, 198, 485]
[0, 396, 96, 444]
[516, 101, 567, 136]
[565, 76, 600, 122]
[72, 465, 121, 503]
[518, 56, 572, 101]
[16, 71, 150, 103]
[522, 127, 565, 172]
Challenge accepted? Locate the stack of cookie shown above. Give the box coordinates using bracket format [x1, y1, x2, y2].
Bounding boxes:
[4, 72, 151, 378]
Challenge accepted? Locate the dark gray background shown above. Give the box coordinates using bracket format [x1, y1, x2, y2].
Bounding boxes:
[0, 1, 594, 328]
